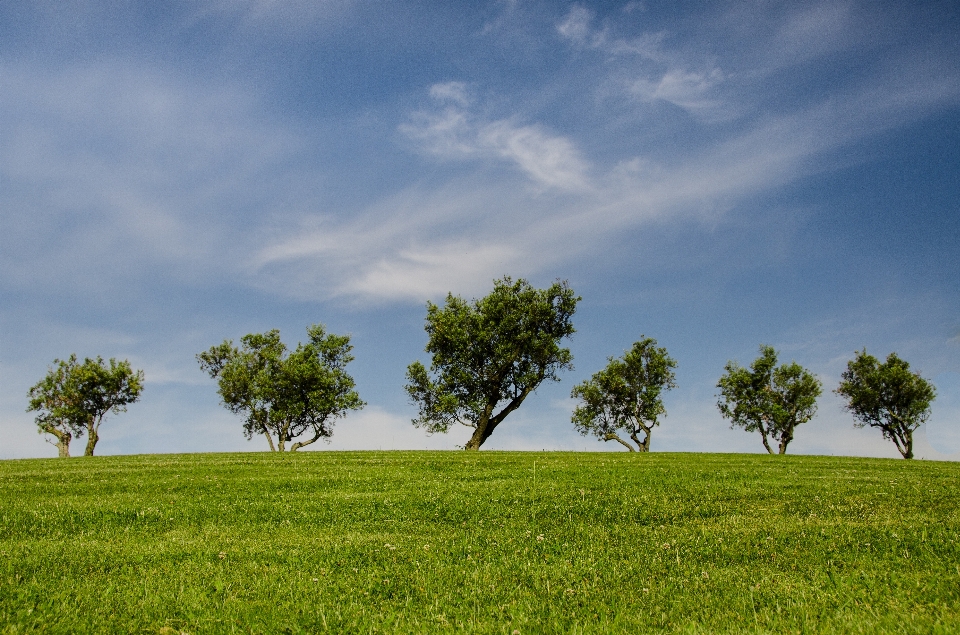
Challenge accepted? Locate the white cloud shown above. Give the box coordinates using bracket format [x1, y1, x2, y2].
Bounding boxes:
[477, 121, 591, 191]
[253, 179, 543, 303]
[347, 243, 519, 301]
[556, 5, 730, 118]
[191, 0, 356, 34]
[926, 372, 960, 455]
[0, 61, 300, 297]
[399, 107, 479, 158]
[400, 85, 592, 192]
[556, 5, 595, 45]
[429, 81, 471, 106]
[777, 1, 854, 61]
[323, 406, 459, 451]
[630, 68, 726, 113]
[255, 55, 960, 305]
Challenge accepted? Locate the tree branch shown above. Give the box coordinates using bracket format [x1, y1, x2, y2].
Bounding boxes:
[604, 432, 636, 451]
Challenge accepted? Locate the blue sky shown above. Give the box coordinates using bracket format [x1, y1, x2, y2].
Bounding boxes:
[2, 0, 959, 459]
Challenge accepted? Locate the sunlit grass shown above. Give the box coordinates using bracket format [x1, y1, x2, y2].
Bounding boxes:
[1, 451, 958, 633]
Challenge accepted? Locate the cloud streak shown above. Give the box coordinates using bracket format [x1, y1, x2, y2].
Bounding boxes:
[400, 83, 593, 192]
[256, 48, 960, 303]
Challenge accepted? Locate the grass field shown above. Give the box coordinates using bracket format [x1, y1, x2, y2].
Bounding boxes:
[1, 451, 958, 634]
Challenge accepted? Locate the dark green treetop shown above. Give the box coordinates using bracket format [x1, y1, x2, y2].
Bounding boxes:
[405, 276, 579, 450]
[27, 354, 144, 457]
[571, 337, 677, 452]
[835, 350, 935, 459]
[198, 324, 364, 452]
[717, 345, 821, 454]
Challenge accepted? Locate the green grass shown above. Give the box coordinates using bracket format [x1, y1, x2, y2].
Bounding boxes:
[1, 451, 958, 634]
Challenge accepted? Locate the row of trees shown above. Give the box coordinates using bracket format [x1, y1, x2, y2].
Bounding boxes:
[715, 346, 936, 459]
[401, 277, 936, 458]
[28, 277, 937, 459]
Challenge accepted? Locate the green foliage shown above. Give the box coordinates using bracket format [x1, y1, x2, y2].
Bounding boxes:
[835, 350, 936, 459]
[571, 337, 677, 451]
[1, 452, 958, 633]
[197, 324, 364, 452]
[405, 277, 579, 450]
[716, 346, 822, 454]
[26, 354, 144, 457]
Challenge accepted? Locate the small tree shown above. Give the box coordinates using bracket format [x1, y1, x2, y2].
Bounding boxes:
[27, 356, 84, 457]
[835, 350, 935, 459]
[571, 337, 677, 452]
[198, 324, 364, 452]
[405, 276, 579, 450]
[27, 355, 144, 457]
[716, 345, 821, 454]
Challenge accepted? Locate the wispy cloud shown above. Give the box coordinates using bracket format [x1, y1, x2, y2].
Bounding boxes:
[259, 52, 960, 304]
[5, 8, 958, 311]
[627, 68, 726, 114]
[400, 83, 592, 192]
[556, 5, 596, 46]
[190, 0, 357, 34]
[0, 61, 300, 298]
[775, 1, 854, 61]
[556, 5, 728, 119]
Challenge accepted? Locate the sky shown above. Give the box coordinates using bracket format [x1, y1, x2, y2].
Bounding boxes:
[2, 0, 959, 460]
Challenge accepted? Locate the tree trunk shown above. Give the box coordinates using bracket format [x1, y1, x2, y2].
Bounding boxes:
[58, 434, 71, 458]
[902, 430, 914, 459]
[465, 421, 493, 450]
[43, 424, 72, 458]
[630, 425, 651, 452]
[759, 432, 773, 454]
[263, 430, 277, 452]
[604, 432, 635, 451]
[290, 427, 324, 452]
[756, 419, 773, 454]
[777, 428, 793, 455]
[465, 391, 530, 450]
[84, 427, 98, 456]
[465, 403, 491, 450]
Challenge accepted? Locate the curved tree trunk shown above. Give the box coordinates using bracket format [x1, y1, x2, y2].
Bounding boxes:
[57, 434, 71, 458]
[465, 403, 495, 450]
[465, 424, 494, 450]
[290, 424, 327, 452]
[43, 424, 72, 458]
[757, 420, 773, 454]
[901, 429, 914, 459]
[84, 427, 99, 456]
[263, 430, 277, 452]
[604, 432, 635, 451]
[630, 425, 651, 452]
[777, 427, 794, 454]
[465, 390, 531, 450]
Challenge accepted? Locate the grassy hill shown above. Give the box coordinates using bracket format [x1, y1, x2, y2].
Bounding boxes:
[1, 451, 958, 633]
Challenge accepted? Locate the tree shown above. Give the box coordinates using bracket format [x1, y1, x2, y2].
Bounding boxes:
[26, 355, 144, 457]
[570, 338, 677, 452]
[198, 324, 364, 452]
[27, 356, 84, 457]
[716, 345, 821, 454]
[835, 350, 936, 459]
[405, 276, 579, 450]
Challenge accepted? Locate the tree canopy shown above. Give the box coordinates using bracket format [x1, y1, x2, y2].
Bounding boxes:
[716, 345, 821, 454]
[405, 276, 579, 450]
[198, 324, 364, 452]
[835, 350, 935, 459]
[27, 355, 144, 457]
[571, 337, 677, 452]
